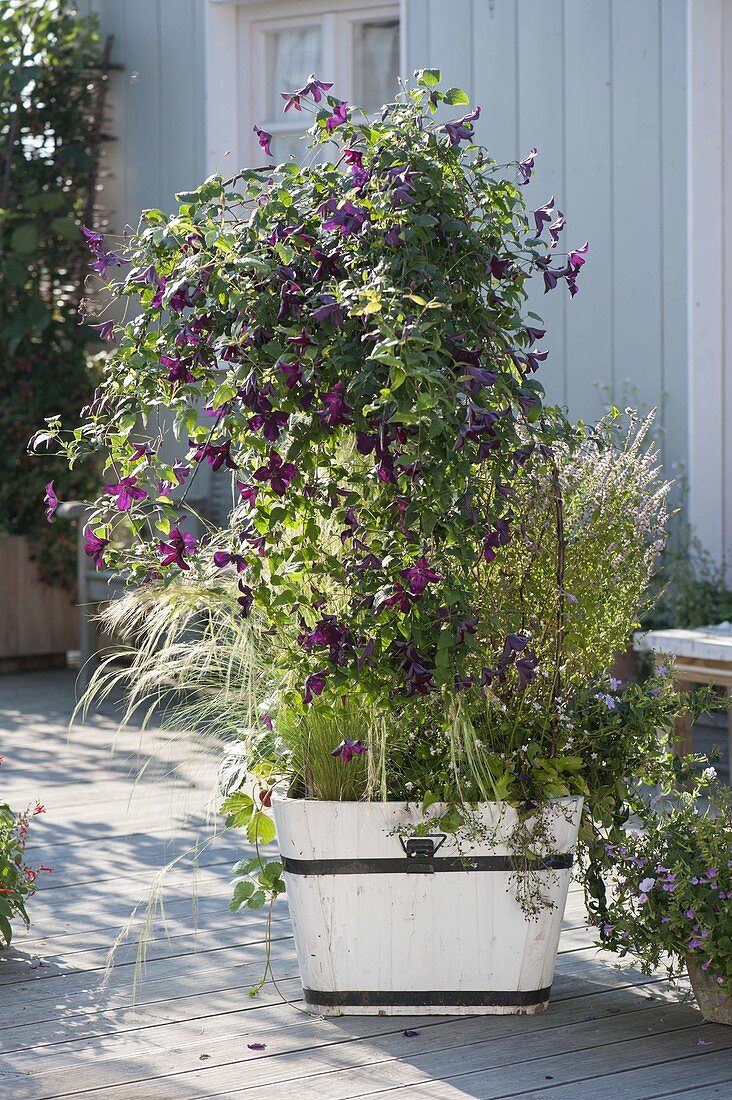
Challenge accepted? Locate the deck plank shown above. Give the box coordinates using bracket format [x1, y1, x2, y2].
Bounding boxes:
[0, 671, 725, 1099]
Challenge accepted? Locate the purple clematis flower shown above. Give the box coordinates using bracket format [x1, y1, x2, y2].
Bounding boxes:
[130, 263, 159, 286]
[515, 652, 538, 689]
[213, 550, 247, 573]
[236, 482, 259, 507]
[312, 248, 341, 281]
[392, 641, 436, 696]
[278, 281, 302, 321]
[533, 196, 555, 236]
[190, 439, 238, 471]
[331, 738, 367, 764]
[287, 329, 315, 355]
[444, 106, 481, 146]
[400, 556, 441, 595]
[384, 226, 402, 246]
[482, 519, 511, 563]
[161, 355, 196, 384]
[89, 320, 115, 340]
[82, 225, 127, 278]
[518, 147, 538, 185]
[157, 527, 198, 570]
[281, 92, 303, 113]
[525, 325, 546, 345]
[237, 580, 254, 618]
[83, 528, 109, 569]
[172, 460, 190, 485]
[253, 450, 297, 495]
[303, 668, 328, 705]
[44, 481, 58, 522]
[321, 198, 368, 236]
[456, 617, 478, 645]
[104, 475, 147, 511]
[312, 295, 345, 327]
[130, 443, 154, 463]
[278, 359, 305, 389]
[569, 241, 589, 268]
[317, 382, 353, 428]
[253, 124, 273, 157]
[249, 408, 289, 442]
[297, 74, 334, 103]
[548, 211, 566, 247]
[325, 100, 348, 131]
[299, 615, 352, 665]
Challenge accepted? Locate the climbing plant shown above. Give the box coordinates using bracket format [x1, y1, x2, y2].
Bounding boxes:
[0, 0, 107, 586]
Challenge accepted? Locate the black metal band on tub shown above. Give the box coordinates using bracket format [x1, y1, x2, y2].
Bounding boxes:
[302, 986, 552, 1008]
[281, 853, 573, 875]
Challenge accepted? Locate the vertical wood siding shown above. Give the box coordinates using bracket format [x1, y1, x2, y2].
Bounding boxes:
[76, 0, 206, 234]
[404, 0, 689, 481]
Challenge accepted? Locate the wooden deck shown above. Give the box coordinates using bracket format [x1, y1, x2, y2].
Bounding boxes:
[0, 669, 730, 1099]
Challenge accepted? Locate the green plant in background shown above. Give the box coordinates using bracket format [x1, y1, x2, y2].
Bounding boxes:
[1, 0, 105, 585]
[644, 519, 732, 631]
[587, 771, 732, 998]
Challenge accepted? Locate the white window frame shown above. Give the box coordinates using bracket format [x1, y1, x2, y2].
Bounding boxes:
[205, 0, 401, 173]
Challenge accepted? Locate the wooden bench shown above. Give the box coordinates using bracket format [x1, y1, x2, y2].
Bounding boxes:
[635, 624, 732, 763]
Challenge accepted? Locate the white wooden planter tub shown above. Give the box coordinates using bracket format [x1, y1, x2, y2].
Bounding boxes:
[271, 792, 583, 1016]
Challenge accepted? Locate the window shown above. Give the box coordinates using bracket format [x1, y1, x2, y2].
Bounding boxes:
[240, 3, 401, 165]
[352, 19, 400, 115]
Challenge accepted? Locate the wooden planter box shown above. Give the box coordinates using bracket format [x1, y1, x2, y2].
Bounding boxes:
[0, 536, 78, 667]
[272, 792, 583, 1016]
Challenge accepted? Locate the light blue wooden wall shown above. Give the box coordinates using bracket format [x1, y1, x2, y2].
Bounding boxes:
[405, 0, 688, 478]
[76, 0, 207, 234]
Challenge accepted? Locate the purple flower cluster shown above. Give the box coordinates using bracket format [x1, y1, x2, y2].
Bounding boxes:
[82, 226, 127, 279]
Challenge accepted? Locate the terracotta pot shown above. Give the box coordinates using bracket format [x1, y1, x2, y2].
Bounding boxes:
[686, 958, 732, 1025]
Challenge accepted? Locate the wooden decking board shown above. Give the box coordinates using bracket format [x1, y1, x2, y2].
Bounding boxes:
[1, 671, 728, 1099]
[0, 988, 704, 1100]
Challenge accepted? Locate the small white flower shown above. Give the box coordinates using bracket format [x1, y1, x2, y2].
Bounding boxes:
[703, 766, 717, 781]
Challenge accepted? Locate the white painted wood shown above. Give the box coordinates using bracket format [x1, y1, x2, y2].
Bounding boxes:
[402, 0, 693, 536]
[635, 622, 732, 663]
[272, 793, 582, 1015]
[688, 0, 726, 564]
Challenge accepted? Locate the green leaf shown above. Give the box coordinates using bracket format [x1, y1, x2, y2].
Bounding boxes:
[247, 889, 267, 910]
[233, 857, 262, 876]
[51, 217, 79, 240]
[0, 915, 12, 946]
[221, 792, 254, 829]
[418, 68, 441, 86]
[10, 224, 39, 253]
[229, 879, 256, 912]
[246, 810, 276, 846]
[443, 88, 470, 106]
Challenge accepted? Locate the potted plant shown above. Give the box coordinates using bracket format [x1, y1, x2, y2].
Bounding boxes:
[0, 760, 50, 947]
[36, 71, 697, 1015]
[586, 767, 732, 1025]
